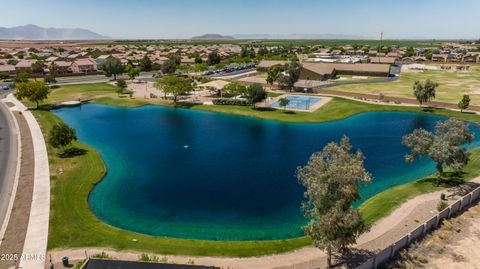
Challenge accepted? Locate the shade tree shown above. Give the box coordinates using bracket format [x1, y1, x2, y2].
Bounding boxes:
[297, 136, 372, 268]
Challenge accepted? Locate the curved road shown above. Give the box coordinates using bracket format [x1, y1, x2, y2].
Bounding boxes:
[0, 101, 18, 239]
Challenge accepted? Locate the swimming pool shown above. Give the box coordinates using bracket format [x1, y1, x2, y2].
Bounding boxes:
[270, 95, 322, 110]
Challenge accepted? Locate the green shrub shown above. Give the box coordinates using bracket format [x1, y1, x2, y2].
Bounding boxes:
[139, 253, 159, 262]
[74, 259, 87, 269]
[92, 251, 110, 259]
[212, 98, 249, 106]
[437, 200, 448, 212]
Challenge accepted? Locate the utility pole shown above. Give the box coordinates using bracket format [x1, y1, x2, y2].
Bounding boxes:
[377, 31, 383, 63]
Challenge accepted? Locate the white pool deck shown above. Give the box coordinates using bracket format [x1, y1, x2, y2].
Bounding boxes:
[266, 94, 332, 112]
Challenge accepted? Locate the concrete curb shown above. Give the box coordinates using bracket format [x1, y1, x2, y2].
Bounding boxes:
[5, 94, 50, 269]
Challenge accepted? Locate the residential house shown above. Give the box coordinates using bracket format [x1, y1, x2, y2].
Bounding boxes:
[431, 54, 448, 62]
[463, 53, 479, 63]
[71, 58, 97, 73]
[0, 64, 16, 75]
[15, 60, 37, 73]
[369, 57, 397, 64]
[50, 61, 72, 75]
[299, 62, 391, 81]
[180, 57, 196, 65]
[94, 55, 114, 70]
[257, 60, 289, 71]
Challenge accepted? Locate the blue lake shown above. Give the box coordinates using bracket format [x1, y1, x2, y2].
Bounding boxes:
[53, 104, 480, 241]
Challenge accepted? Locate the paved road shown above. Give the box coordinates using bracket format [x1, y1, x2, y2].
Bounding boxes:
[54, 72, 157, 85]
[0, 101, 18, 238]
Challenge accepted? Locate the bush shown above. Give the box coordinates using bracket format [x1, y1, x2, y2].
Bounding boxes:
[139, 253, 159, 262]
[437, 200, 448, 212]
[44, 75, 57, 84]
[212, 98, 249, 106]
[116, 79, 127, 89]
[92, 251, 110, 259]
[0, 73, 10, 80]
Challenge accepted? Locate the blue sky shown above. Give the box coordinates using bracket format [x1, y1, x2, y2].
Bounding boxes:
[1, 0, 479, 39]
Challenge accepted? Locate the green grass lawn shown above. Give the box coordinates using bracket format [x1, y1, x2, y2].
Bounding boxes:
[334, 65, 480, 106]
[30, 82, 480, 256]
[194, 98, 480, 124]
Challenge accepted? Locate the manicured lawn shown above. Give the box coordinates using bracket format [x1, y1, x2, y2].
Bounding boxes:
[333, 65, 480, 106]
[23, 83, 169, 109]
[267, 92, 282, 98]
[194, 98, 480, 124]
[30, 82, 480, 256]
[44, 83, 122, 104]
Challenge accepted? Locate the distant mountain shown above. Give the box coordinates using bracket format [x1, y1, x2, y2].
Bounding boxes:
[191, 34, 235, 40]
[0, 24, 110, 40]
[232, 33, 371, 40]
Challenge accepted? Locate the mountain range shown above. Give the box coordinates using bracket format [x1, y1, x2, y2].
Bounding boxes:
[191, 34, 235, 40]
[0, 24, 110, 40]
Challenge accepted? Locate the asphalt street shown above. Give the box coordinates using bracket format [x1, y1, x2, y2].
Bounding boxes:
[0, 101, 18, 237]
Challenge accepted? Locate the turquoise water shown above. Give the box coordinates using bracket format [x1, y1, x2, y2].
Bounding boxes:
[270, 95, 322, 110]
[53, 104, 480, 241]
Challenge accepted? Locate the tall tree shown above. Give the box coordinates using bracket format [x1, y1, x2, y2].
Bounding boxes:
[48, 122, 77, 152]
[161, 58, 177, 74]
[14, 72, 29, 83]
[297, 136, 372, 268]
[155, 75, 193, 103]
[402, 118, 475, 185]
[139, 55, 152, 71]
[413, 79, 438, 106]
[15, 81, 50, 109]
[266, 66, 281, 85]
[103, 57, 124, 80]
[207, 51, 221, 66]
[285, 60, 302, 91]
[31, 62, 44, 74]
[125, 64, 140, 80]
[43, 75, 57, 84]
[276, 73, 290, 90]
[240, 46, 249, 58]
[223, 81, 247, 97]
[458, 95, 470, 113]
[245, 83, 267, 108]
[49, 62, 58, 78]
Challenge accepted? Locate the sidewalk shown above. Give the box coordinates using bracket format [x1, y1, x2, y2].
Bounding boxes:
[3, 94, 50, 269]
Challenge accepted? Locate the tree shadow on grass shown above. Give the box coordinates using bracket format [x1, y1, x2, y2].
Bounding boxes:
[253, 107, 276, 112]
[418, 171, 480, 197]
[34, 104, 55, 111]
[333, 248, 375, 268]
[421, 107, 435, 113]
[58, 147, 88, 158]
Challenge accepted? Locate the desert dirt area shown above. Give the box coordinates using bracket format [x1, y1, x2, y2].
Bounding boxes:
[385, 203, 480, 269]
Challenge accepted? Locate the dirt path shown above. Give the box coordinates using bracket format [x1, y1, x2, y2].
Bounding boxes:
[0, 112, 35, 269]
